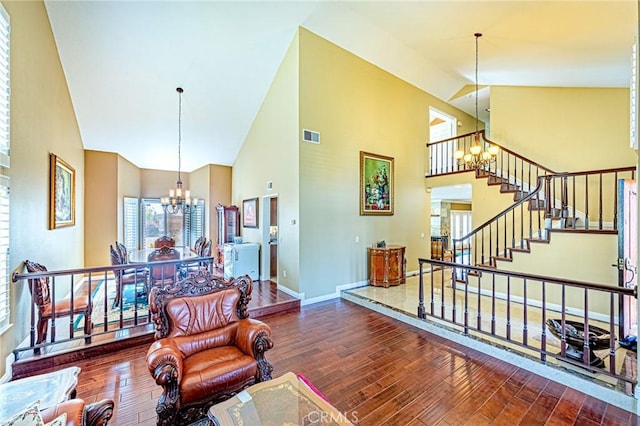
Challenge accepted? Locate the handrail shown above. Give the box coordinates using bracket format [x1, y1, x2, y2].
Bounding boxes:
[449, 166, 636, 270]
[426, 130, 555, 177]
[480, 131, 556, 174]
[455, 175, 545, 244]
[12, 256, 213, 282]
[11, 256, 215, 359]
[417, 258, 637, 387]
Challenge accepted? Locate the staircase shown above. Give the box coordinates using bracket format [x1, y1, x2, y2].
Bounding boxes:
[427, 130, 636, 272]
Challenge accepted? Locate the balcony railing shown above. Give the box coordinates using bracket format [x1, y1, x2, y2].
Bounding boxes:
[426, 130, 555, 196]
[11, 255, 214, 360]
[418, 258, 637, 392]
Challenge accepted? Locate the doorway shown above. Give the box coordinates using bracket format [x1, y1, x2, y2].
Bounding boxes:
[261, 194, 278, 282]
[429, 107, 457, 174]
[430, 184, 472, 260]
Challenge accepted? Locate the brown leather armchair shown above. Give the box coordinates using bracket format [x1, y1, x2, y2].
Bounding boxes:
[41, 398, 114, 426]
[146, 271, 273, 426]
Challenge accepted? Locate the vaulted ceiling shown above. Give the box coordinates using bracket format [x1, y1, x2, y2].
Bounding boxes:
[44, 1, 638, 172]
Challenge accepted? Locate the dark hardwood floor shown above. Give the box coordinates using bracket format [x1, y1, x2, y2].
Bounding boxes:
[32, 298, 636, 425]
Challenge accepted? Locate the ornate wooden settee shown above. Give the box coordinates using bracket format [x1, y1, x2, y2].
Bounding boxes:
[146, 271, 274, 425]
[41, 398, 114, 426]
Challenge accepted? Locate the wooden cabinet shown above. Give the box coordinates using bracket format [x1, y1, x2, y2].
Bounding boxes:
[216, 204, 240, 269]
[367, 245, 406, 287]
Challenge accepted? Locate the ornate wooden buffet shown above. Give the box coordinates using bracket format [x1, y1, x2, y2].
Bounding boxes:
[367, 245, 406, 287]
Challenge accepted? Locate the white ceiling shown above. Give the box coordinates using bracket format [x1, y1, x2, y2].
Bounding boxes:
[431, 184, 472, 203]
[44, 1, 638, 172]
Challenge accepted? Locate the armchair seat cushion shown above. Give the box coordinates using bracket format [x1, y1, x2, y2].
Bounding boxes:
[181, 347, 257, 403]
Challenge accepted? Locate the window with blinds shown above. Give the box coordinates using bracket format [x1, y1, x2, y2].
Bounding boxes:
[0, 4, 9, 329]
[184, 200, 204, 249]
[123, 197, 139, 251]
[133, 198, 204, 250]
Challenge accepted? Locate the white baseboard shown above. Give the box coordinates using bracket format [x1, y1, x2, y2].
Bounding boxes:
[276, 284, 304, 300]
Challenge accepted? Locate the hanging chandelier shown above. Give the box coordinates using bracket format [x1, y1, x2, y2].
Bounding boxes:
[161, 87, 197, 214]
[454, 33, 498, 169]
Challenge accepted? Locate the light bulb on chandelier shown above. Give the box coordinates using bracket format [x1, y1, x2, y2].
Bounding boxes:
[161, 87, 198, 213]
[453, 33, 499, 169]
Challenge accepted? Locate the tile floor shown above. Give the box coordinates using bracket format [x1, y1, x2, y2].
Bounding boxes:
[344, 268, 637, 404]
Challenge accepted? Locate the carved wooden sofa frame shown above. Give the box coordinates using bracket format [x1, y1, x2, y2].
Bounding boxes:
[41, 398, 115, 426]
[146, 271, 274, 425]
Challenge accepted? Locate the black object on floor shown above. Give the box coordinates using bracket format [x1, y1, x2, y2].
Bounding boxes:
[546, 319, 613, 368]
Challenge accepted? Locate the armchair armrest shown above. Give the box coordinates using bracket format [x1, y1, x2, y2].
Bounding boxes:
[235, 318, 274, 382]
[146, 338, 184, 425]
[235, 319, 272, 356]
[146, 338, 184, 386]
[41, 398, 114, 426]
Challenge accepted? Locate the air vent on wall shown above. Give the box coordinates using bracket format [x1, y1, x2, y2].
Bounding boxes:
[302, 129, 320, 144]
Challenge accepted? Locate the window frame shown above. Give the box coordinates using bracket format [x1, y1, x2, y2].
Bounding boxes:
[0, 4, 10, 332]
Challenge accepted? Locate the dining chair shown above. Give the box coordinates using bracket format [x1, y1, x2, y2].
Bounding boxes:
[24, 260, 92, 353]
[115, 241, 128, 264]
[181, 238, 213, 278]
[147, 246, 180, 288]
[154, 235, 176, 249]
[109, 245, 148, 308]
[193, 236, 206, 256]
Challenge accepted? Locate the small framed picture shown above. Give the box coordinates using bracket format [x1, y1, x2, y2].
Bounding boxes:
[242, 197, 259, 228]
[360, 151, 394, 215]
[49, 153, 76, 229]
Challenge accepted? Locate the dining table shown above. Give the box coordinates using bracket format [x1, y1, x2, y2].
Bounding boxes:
[127, 246, 199, 264]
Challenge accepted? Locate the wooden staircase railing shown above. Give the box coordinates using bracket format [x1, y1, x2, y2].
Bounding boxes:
[417, 258, 637, 390]
[450, 167, 636, 273]
[428, 131, 636, 271]
[427, 130, 555, 200]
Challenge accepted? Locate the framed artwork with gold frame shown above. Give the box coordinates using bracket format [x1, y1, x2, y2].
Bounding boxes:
[49, 153, 76, 229]
[360, 151, 394, 215]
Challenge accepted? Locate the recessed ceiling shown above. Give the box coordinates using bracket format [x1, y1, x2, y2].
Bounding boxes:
[44, 1, 638, 172]
[431, 184, 472, 203]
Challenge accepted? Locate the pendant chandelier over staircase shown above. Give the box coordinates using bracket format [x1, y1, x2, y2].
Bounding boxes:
[454, 33, 498, 169]
[161, 87, 198, 214]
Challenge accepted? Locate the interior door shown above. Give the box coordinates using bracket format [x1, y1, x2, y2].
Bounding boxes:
[618, 178, 637, 339]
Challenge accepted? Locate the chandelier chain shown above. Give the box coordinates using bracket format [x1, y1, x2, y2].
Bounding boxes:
[177, 87, 183, 183]
[452, 32, 498, 170]
[475, 32, 481, 135]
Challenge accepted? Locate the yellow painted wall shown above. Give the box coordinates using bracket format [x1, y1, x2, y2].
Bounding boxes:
[85, 151, 118, 267]
[233, 32, 300, 292]
[208, 165, 232, 247]
[297, 29, 477, 299]
[140, 169, 189, 199]
[190, 163, 232, 245]
[85, 151, 141, 267]
[3, 0, 85, 373]
[490, 86, 636, 171]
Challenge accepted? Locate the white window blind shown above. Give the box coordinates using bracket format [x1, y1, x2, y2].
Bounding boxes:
[185, 200, 204, 248]
[123, 197, 139, 251]
[0, 4, 9, 329]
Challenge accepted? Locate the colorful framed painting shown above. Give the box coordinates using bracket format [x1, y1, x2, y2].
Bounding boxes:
[243, 197, 259, 228]
[360, 151, 394, 215]
[49, 153, 76, 229]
